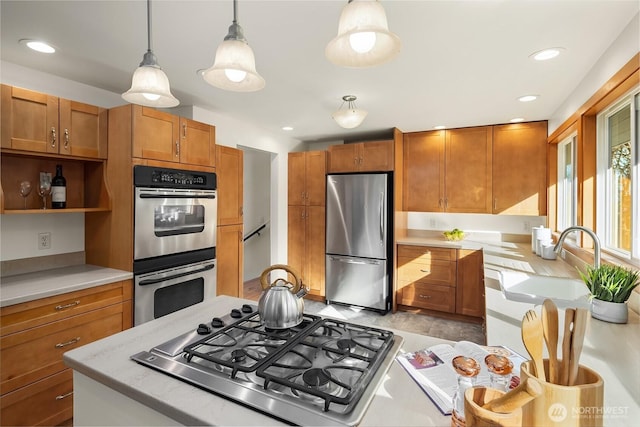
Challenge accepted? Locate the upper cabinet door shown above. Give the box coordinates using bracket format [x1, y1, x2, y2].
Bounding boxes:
[58, 99, 107, 159]
[179, 118, 216, 167]
[445, 126, 493, 213]
[359, 140, 394, 171]
[288, 152, 307, 206]
[327, 144, 359, 172]
[1, 84, 59, 154]
[493, 122, 548, 215]
[216, 145, 243, 226]
[403, 131, 446, 212]
[305, 151, 326, 206]
[132, 106, 180, 162]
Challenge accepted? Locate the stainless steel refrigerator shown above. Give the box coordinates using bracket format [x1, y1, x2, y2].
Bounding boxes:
[325, 173, 392, 313]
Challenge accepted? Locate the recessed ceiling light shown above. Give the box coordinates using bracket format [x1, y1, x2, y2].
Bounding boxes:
[434, 125, 446, 130]
[20, 39, 55, 53]
[518, 95, 538, 102]
[530, 47, 564, 61]
[510, 118, 525, 123]
[282, 126, 293, 131]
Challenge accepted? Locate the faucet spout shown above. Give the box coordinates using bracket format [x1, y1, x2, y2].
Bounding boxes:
[553, 226, 601, 269]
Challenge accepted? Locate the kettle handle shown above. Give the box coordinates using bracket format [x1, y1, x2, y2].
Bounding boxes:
[260, 264, 303, 294]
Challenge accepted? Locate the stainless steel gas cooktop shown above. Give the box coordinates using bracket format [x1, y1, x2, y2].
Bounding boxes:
[131, 304, 403, 426]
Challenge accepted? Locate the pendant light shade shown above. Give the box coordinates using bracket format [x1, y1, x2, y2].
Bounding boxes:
[122, 0, 179, 108]
[326, 0, 401, 68]
[332, 95, 368, 129]
[202, 0, 265, 92]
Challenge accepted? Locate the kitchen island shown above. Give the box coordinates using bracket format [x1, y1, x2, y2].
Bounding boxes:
[64, 238, 640, 426]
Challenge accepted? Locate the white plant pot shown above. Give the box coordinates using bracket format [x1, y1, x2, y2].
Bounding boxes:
[590, 299, 628, 324]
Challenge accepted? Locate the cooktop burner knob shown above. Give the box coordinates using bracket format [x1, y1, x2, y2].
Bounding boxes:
[241, 304, 253, 313]
[197, 323, 212, 335]
[230, 308, 242, 318]
[211, 317, 225, 328]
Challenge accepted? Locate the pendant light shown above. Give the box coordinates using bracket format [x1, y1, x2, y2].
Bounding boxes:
[326, 0, 401, 68]
[122, 0, 179, 108]
[332, 95, 368, 129]
[202, 0, 265, 92]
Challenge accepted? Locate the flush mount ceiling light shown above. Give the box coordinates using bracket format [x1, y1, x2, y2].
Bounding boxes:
[518, 95, 539, 102]
[202, 0, 265, 92]
[510, 117, 525, 123]
[332, 95, 368, 129]
[434, 125, 446, 130]
[326, 0, 401, 68]
[530, 47, 565, 61]
[122, 0, 179, 108]
[19, 39, 55, 53]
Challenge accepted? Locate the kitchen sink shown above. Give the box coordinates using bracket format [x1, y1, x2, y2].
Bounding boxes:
[498, 271, 591, 308]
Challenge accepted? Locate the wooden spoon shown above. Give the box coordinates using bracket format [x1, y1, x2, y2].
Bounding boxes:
[482, 376, 543, 413]
[568, 308, 588, 386]
[542, 299, 559, 384]
[521, 309, 546, 382]
[560, 308, 575, 386]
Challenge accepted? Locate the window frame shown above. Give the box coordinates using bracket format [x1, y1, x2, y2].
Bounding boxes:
[596, 86, 639, 263]
[557, 132, 578, 235]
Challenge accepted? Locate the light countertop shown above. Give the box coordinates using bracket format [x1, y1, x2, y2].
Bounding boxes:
[62, 237, 640, 426]
[0, 264, 133, 307]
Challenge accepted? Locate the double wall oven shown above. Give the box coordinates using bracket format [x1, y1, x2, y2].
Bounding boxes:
[133, 166, 217, 326]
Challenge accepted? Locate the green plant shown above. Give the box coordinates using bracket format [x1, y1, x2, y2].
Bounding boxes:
[578, 264, 640, 303]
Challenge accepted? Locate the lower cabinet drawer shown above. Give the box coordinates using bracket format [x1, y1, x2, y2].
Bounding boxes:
[0, 369, 73, 427]
[1, 303, 125, 395]
[397, 257, 456, 287]
[399, 282, 456, 313]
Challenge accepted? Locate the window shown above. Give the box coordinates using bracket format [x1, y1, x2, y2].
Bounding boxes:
[557, 133, 577, 232]
[596, 88, 639, 262]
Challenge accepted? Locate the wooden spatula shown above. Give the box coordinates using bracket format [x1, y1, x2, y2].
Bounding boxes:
[560, 308, 575, 386]
[542, 299, 559, 384]
[568, 308, 588, 386]
[482, 376, 543, 413]
[522, 309, 546, 382]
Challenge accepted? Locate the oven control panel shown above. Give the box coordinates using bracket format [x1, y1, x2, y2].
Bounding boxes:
[134, 165, 216, 190]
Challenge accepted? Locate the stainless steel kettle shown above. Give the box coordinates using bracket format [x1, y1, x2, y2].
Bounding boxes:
[258, 264, 307, 329]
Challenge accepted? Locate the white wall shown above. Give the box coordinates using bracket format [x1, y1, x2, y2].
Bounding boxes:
[548, 13, 639, 134]
[407, 212, 546, 236]
[0, 213, 84, 261]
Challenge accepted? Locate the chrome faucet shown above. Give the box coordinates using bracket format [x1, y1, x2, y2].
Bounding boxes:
[554, 226, 601, 269]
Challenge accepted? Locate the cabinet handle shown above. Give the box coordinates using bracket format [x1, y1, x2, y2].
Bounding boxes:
[419, 294, 432, 299]
[301, 210, 305, 219]
[420, 269, 431, 273]
[55, 337, 81, 348]
[354, 157, 358, 165]
[494, 198, 497, 210]
[64, 128, 70, 149]
[50, 127, 56, 148]
[359, 156, 363, 165]
[301, 191, 305, 202]
[55, 391, 73, 401]
[55, 300, 80, 311]
[175, 140, 180, 157]
[183, 123, 187, 137]
[444, 198, 448, 209]
[438, 199, 443, 208]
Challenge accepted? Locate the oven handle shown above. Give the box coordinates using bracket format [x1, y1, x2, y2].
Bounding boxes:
[139, 263, 215, 286]
[139, 194, 216, 199]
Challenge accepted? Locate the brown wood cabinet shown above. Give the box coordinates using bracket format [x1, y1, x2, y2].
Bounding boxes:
[132, 106, 215, 168]
[288, 205, 326, 298]
[328, 140, 393, 172]
[396, 245, 484, 319]
[492, 122, 547, 215]
[216, 146, 244, 297]
[216, 223, 244, 297]
[1, 84, 107, 159]
[288, 151, 326, 206]
[404, 127, 493, 213]
[0, 280, 132, 426]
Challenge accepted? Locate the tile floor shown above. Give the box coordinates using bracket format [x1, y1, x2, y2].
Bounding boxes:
[243, 280, 486, 345]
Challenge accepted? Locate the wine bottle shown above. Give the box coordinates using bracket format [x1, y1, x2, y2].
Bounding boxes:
[51, 164, 67, 209]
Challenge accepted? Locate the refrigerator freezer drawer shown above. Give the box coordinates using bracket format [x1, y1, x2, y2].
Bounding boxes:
[325, 255, 388, 311]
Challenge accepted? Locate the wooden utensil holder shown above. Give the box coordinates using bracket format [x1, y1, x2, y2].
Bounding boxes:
[520, 359, 604, 427]
[464, 387, 522, 427]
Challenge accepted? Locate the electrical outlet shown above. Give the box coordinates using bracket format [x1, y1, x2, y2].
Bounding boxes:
[523, 221, 531, 232]
[38, 232, 51, 250]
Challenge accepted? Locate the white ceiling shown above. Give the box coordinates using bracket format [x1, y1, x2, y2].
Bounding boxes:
[1, 1, 638, 143]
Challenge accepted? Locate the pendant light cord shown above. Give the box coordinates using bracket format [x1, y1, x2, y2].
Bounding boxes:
[233, 0, 238, 24]
[146, 0, 152, 53]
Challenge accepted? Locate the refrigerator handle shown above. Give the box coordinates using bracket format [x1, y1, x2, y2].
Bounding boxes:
[379, 191, 384, 244]
[330, 256, 379, 265]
